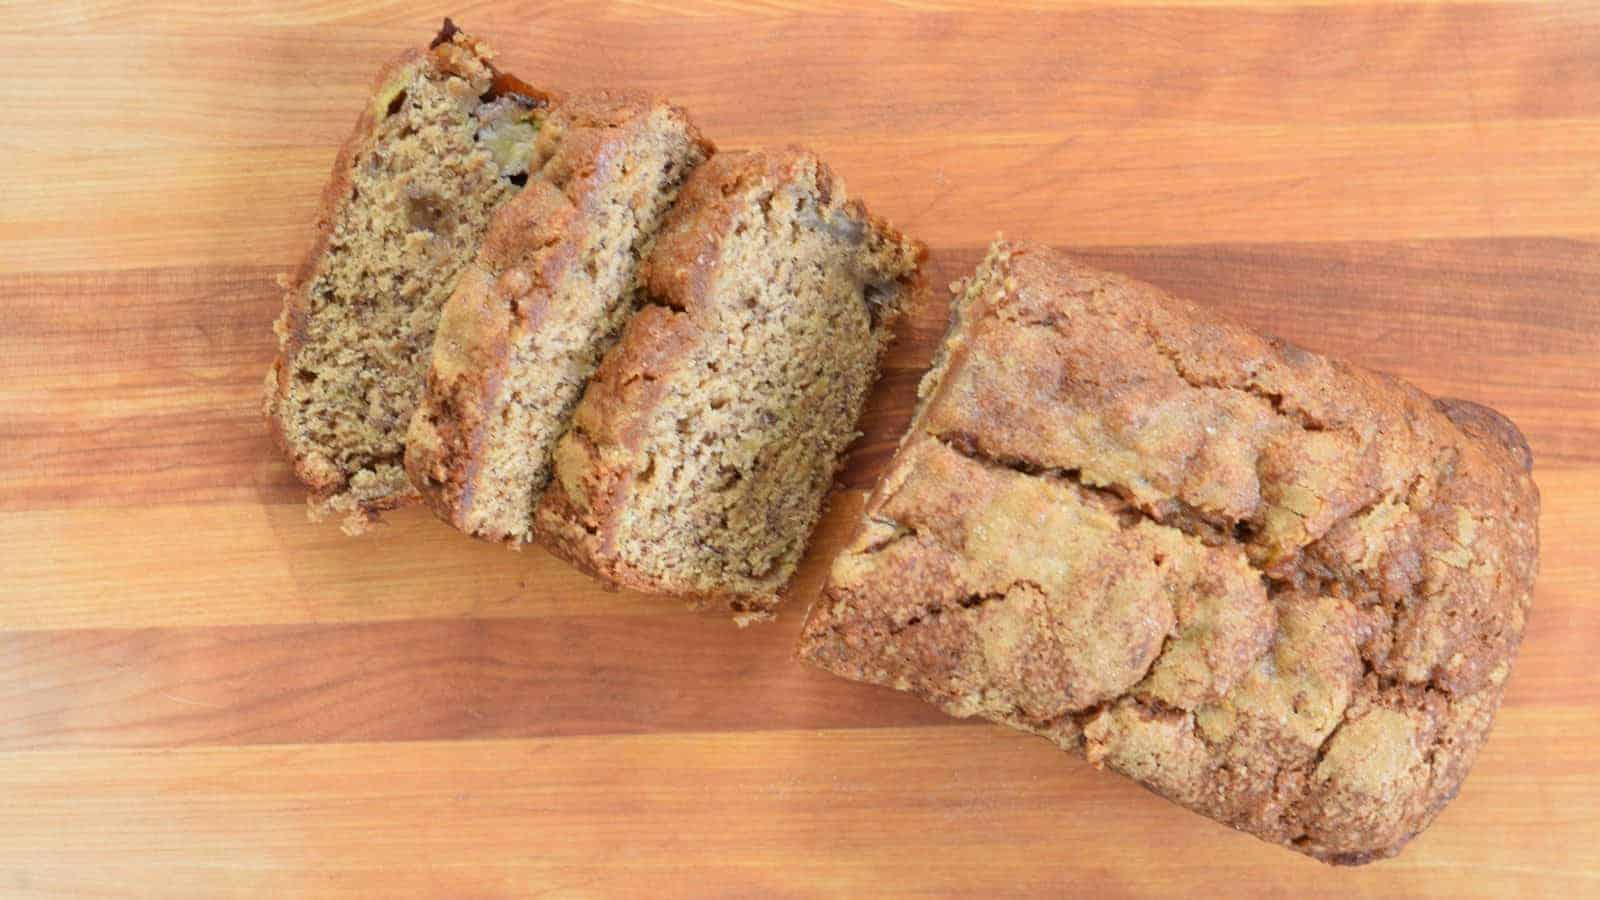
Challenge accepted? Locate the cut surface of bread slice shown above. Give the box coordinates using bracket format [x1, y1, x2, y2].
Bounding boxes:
[798, 239, 1540, 863]
[404, 93, 712, 542]
[535, 149, 924, 621]
[265, 21, 549, 533]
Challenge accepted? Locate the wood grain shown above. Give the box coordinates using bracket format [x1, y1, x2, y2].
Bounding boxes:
[0, 721, 1595, 899]
[3, 1, 1597, 896]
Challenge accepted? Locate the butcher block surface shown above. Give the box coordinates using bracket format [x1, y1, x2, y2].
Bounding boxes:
[3, 2, 1598, 896]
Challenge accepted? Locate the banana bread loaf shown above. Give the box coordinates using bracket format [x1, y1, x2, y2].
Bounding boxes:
[265, 22, 550, 533]
[404, 92, 711, 542]
[536, 149, 923, 621]
[799, 240, 1540, 863]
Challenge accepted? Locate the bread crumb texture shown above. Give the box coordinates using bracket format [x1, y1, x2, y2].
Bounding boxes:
[404, 92, 712, 543]
[265, 26, 546, 533]
[537, 149, 923, 617]
[799, 240, 1539, 864]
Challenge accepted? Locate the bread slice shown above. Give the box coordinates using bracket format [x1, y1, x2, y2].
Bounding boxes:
[799, 240, 1540, 863]
[404, 93, 712, 542]
[535, 149, 924, 621]
[265, 21, 550, 533]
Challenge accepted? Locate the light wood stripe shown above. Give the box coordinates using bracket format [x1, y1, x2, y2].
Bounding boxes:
[12, 5, 1598, 137]
[0, 491, 862, 631]
[12, 1, 1580, 33]
[0, 471, 1587, 751]
[8, 119, 1600, 272]
[0, 719, 1592, 898]
[0, 469, 1593, 634]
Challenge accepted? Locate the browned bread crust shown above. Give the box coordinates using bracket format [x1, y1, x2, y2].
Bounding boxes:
[404, 92, 712, 542]
[534, 302, 716, 598]
[800, 240, 1539, 863]
[399, 180, 568, 535]
[536, 149, 924, 620]
[264, 22, 551, 532]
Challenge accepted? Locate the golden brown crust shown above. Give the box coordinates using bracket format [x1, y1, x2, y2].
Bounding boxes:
[404, 92, 714, 540]
[535, 304, 702, 590]
[800, 240, 1539, 864]
[402, 180, 584, 534]
[640, 148, 904, 321]
[533, 153, 813, 609]
[536, 149, 924, 618]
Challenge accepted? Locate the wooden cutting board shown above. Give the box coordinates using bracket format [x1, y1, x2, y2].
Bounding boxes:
[4, 2, 1597, 896]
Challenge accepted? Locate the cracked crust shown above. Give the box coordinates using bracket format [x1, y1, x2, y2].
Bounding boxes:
[799, 239, 1540, 864]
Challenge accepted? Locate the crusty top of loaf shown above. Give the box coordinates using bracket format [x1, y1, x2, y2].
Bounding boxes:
[403, 90, 713, 537]
[642, 148, 898, 314]
[801, 240, 1539, 864]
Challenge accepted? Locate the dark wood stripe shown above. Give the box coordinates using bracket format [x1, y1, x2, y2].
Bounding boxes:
[53, 5, 1597, 139]
[0, 584, 1586, 751]
[0, 614, 963, 751]
[4, 236, 1596, 513]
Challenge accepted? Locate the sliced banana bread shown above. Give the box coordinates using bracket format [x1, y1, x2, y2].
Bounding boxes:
[799, 240, 1540, 863]
[404, 93, 712, 542]
[265, 21, 549, 533]
[536, 149, 924, 621]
